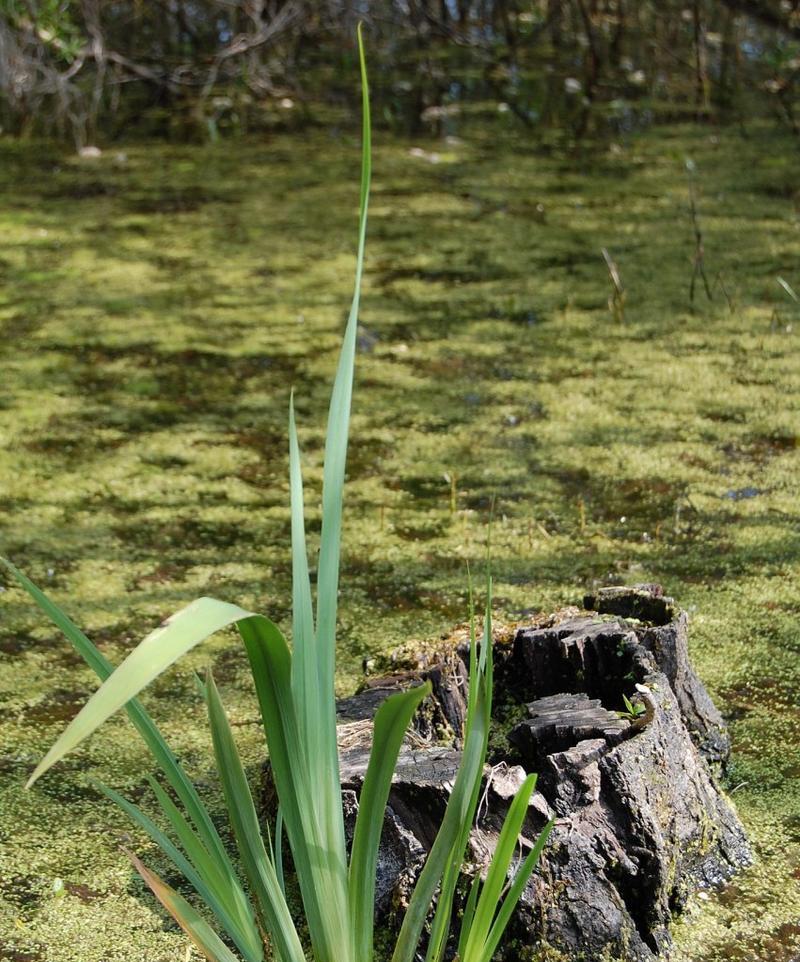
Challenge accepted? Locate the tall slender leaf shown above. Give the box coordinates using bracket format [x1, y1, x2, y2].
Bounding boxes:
[238, 614, 350, 962]
[390, 645, 491, 962]
[456, 874, 481, 960]
[97, 781, 263, 962]
[313, 26, 372, 898]
[275, 807, 285, 897]
[288, 391, 317, 756]
[146, 774, 262, 958]
[461, 774, 538, 958]
[423, 590, 492, 962]
[24, 595, 254, 787]
[349, 681, 431, 962]
[2, 558, 240, 877]
[127, 851, 242, 962]
[204, 672, 306, 962]
[470, 818, 555, 962]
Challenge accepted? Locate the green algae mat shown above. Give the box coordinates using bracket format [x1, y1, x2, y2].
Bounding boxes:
[0, 122, 798, 961]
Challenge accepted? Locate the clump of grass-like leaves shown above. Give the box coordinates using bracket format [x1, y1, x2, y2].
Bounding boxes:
[4, 27, 553, 962]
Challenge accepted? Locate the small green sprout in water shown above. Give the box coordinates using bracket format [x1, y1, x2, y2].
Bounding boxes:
[4, 26, 553, 962]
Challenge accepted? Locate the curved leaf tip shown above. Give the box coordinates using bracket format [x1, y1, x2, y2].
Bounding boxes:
[26, 596, 257, 788]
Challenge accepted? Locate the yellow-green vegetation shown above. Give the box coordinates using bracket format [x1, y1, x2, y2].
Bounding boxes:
[0, 116, 798, 962]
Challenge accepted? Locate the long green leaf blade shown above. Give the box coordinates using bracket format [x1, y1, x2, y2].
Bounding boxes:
[2, 558, 239, 877]
[462, 774, 537, 958]
[423, 823, 469, 962]
[288, 392, 318, 760]
[349, 681, 431, 962]
[239, 615, 349, 962]
[457, 874, 481, 960]
[97, 782, 262, 962]
[25, 595, 255, 786]
[4, 574, 299, 961]
[423, 584, 493, 962]
[315, 13, 371, 690]
[308, 27, 372, 959]
[205, 672, 306, 962]
[275, 807, 285, 897]
[390, 679, 490, 962]
[146, 775, 262, 960]
[474, 818, 555, 962]
[127, 851, 241, 962]
[394, 582, 494, 962]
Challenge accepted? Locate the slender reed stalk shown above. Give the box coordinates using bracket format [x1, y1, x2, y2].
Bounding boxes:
[686, 158, 713, 306]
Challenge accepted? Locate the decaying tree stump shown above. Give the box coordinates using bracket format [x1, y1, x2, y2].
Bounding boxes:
[263, 585, 751, 961]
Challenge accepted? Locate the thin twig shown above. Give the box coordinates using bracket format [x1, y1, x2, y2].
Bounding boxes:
[713, 271, 735, 314]
[686, 158, 713, 306]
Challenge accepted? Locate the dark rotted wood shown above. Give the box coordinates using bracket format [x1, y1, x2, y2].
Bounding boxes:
[261, 584, 750, 961]
[337, 654, 469, 745]
[584, 584, 731, 762]
[510, 693, 630, 769]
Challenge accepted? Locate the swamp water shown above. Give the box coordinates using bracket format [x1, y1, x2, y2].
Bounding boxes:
[0, 121, 797, 961]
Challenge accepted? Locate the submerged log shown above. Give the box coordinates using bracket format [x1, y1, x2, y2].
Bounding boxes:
[263, 585, 751, 961]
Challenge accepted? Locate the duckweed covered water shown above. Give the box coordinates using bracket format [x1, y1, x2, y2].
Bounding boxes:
[0, 122, 798, 961]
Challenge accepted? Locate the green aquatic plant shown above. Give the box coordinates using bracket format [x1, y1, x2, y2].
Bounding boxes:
[616, 693, 646, 722]
[3, 27, 553, 962]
